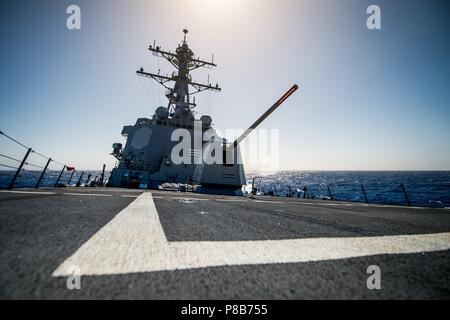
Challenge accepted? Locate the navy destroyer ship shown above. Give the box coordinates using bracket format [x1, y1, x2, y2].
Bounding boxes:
[1, 31, 449, 301]
[107, 30, 297, 194]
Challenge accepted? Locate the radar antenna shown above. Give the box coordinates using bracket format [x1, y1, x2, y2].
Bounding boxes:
[137, 29, 220, 117]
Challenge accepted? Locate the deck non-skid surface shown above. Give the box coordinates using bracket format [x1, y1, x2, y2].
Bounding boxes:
[0, 188, 449, 299]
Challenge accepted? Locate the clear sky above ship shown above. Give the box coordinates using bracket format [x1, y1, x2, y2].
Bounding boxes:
[0, 0, 449, 171]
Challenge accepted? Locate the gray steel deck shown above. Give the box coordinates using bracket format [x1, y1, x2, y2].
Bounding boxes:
[0, 188, 449, 299]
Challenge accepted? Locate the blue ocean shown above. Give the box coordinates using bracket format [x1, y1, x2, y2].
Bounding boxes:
[245, 171, 450, 208]
[1, 170, 449, 208]
[0, 170, 109, 189]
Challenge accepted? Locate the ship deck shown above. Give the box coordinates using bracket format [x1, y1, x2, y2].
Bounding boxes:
[0, 187, 449, 299]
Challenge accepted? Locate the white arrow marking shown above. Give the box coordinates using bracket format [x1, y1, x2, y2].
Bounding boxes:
[53, 192, 450, 276]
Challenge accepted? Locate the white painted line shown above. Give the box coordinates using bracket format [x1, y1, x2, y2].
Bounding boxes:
[314, 203, 356, 207]
[215, 199, 248, 202]
[288, 200, 430, 210]
[0, 190, 56, 195]
[53, 192, 450, 276]
[253, 200, 283, 204]
[79, 189, 143, 193]
[62, 192, 113, 197]
[315, 202, 356, 207]
[171, 197, 210, 201]
[53, 192, 169, 276]
[378, 204, 422, 209]
[121, 195, 139, 198]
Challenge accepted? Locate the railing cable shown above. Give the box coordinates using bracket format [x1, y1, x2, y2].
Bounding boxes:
[1, 130, 67, 168]
[0, 153, 22, 163]
[24, 162, 45, 170]
[0, 163, 19, 170]
[0, 130, 29, 149]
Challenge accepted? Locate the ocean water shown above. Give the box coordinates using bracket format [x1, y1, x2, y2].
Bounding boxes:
[1, 170, 449, 208]
[0, 170, 110, 189]
[245, 171, 450, 208]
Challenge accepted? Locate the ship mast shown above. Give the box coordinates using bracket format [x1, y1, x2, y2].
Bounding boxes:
[137, 29, 221, 118]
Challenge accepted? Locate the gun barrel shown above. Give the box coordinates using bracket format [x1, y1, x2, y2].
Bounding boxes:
[232, 84, 299, 148]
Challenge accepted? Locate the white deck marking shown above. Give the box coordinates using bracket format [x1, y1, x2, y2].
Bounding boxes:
[253, 200, 283, 204]
[171, 197, 210, 201]
[0, 190, 124, 197]
[0, 190, 57, 195]
[219, 198, 285, 204]
[75, 188, 143, 193]
[62, 192, 113, 197]
[53, 192, 450, 276]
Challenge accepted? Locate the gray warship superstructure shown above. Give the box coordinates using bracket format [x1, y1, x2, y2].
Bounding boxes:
[107, 30, 245, 194]
[108, 30, 298, 194]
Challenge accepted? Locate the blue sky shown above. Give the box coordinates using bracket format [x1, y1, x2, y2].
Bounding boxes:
[0, 0, 449, 171]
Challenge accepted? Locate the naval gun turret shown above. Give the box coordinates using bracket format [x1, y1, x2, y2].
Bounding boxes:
[107, 30, 298, 194]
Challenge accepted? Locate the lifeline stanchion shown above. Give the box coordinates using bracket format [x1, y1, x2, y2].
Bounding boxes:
[54, 165, 66, 187]
[35, 158, 52, 188]
[400, 182, 411, 206]
[76, 172, 85, 187]
[361, 184, 369, 203]
[327, 184, 333, 200]
[67, 170, 76, 185]
[100, 164, 106, 186]
[8, 148, 32, 190]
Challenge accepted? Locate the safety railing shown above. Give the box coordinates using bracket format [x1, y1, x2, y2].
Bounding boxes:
[0, 130, 107, 189]
[250, 177, 449, 208]
[286, 182, 411, 205]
